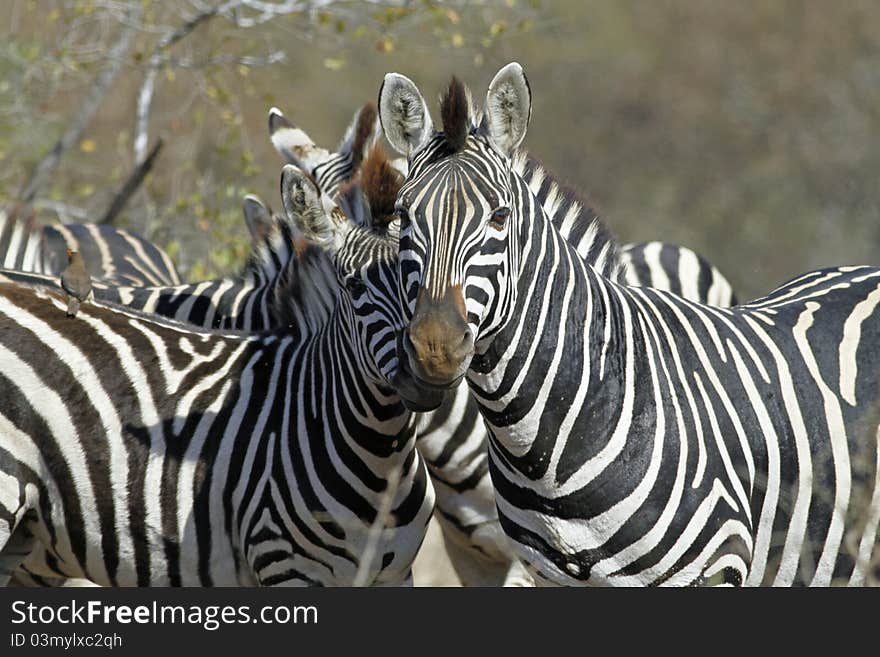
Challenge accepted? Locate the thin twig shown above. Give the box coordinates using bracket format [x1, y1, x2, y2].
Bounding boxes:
[99, 138, 163, 225]
[133, 1, 245, 163]
[166, 50, 287, 69]
[353, 463, 402, 587]
[18, 6, 140, 204]
[32, 200, 91, 223]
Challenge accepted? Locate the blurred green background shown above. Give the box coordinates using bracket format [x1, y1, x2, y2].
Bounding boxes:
[2, 0, 879, 300]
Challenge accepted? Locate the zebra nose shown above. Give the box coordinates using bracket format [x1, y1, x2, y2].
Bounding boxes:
[454, 328, 474, 360]
[406, 313, 473, 386]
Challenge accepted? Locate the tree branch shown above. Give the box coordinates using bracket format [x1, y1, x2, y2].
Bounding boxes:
[18, 6, 141, 204]
[99, 138, 164, 225]
[134, 1, 245, 163]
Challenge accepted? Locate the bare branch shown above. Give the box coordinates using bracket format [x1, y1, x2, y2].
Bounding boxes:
[18, 6, 141, 204]
[100, 138, 164, 225]
[134, 1, 246, 163]
[166, 50, 287, 69]
[132, 0, 411, 161]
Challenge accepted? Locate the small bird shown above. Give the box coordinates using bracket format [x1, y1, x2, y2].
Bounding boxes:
[60, 249, 91, 317]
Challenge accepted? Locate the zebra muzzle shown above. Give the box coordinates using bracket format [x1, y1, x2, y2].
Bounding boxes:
[402, 289, 474, 388]
[392, 330, 447, 412]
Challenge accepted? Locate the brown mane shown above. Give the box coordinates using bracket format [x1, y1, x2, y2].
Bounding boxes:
[360, 144, 403, 227]
[350, 102, 378, 171]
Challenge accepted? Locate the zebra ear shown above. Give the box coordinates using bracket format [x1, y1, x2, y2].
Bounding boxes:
[280, 165, 350, 254]
[268, 107, 332, 173]
[337, 102, 380, 171]
[378, 73, 433, 157]
[242, 194, 275, 242]
[481, 62, 531, 156]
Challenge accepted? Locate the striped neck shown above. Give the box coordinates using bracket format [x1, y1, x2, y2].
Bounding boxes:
[467, 179, 626, 461]
[512, 153, 622, 281]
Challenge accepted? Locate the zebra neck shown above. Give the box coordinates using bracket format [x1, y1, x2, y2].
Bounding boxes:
[268, 304, 430, 585]
[320, 302, 413, 437]
[468, 201, 628, 465]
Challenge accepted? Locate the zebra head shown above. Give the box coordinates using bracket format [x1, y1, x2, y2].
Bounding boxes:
[278, 163, 441, 410]
[269, 102, 381, 199]
[378, 63, 532, 389]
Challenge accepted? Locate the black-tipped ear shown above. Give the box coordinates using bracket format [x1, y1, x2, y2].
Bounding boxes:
[378, 73, 433, 157]
[280, 164, 348, 253]
[242, 194, 275, 241]
[268, 106, 331, 171]
[481, 62, 531, 156]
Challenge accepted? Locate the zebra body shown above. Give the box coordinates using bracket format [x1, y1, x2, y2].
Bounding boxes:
[382, 65, 880, 586]
[0, 168, 433, 587]
[0, 205, 180, 286]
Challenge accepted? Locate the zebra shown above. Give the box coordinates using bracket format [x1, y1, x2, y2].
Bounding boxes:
[0, 164, 435, 586]
[380, 63, 880, 586]
[0, 204, 181, 287]
[0, 191, 331, 587]
[271, 104, 531, 585]
[270, 100, 740, 586]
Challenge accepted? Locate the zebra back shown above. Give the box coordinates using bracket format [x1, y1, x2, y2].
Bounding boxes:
[620, 241, 738, 306]
[0, 203, 180, 286]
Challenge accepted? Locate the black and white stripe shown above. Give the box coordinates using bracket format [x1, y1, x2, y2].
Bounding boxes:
[0, 167, 433, 587]
[269, 101, 739, 586]
[620, 240, 737, 307]
[269, 103, 381, 201]
[385, 64, 880, 586]
[0, 204, 180, 287]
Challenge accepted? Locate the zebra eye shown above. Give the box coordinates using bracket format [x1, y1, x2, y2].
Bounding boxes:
[489, 207, 510, 229]
[345, 276, 367, 296]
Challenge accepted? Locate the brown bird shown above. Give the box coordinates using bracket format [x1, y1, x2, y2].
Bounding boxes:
[60, 249, 91, 317]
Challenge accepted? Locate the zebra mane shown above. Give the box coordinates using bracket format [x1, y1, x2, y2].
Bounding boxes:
[241, 214, 298, 281]
[267, 233, 338, 334]
[511, 152, 622, 281]
[346, 143, 403, 230]
[439, 76, 474, 153]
